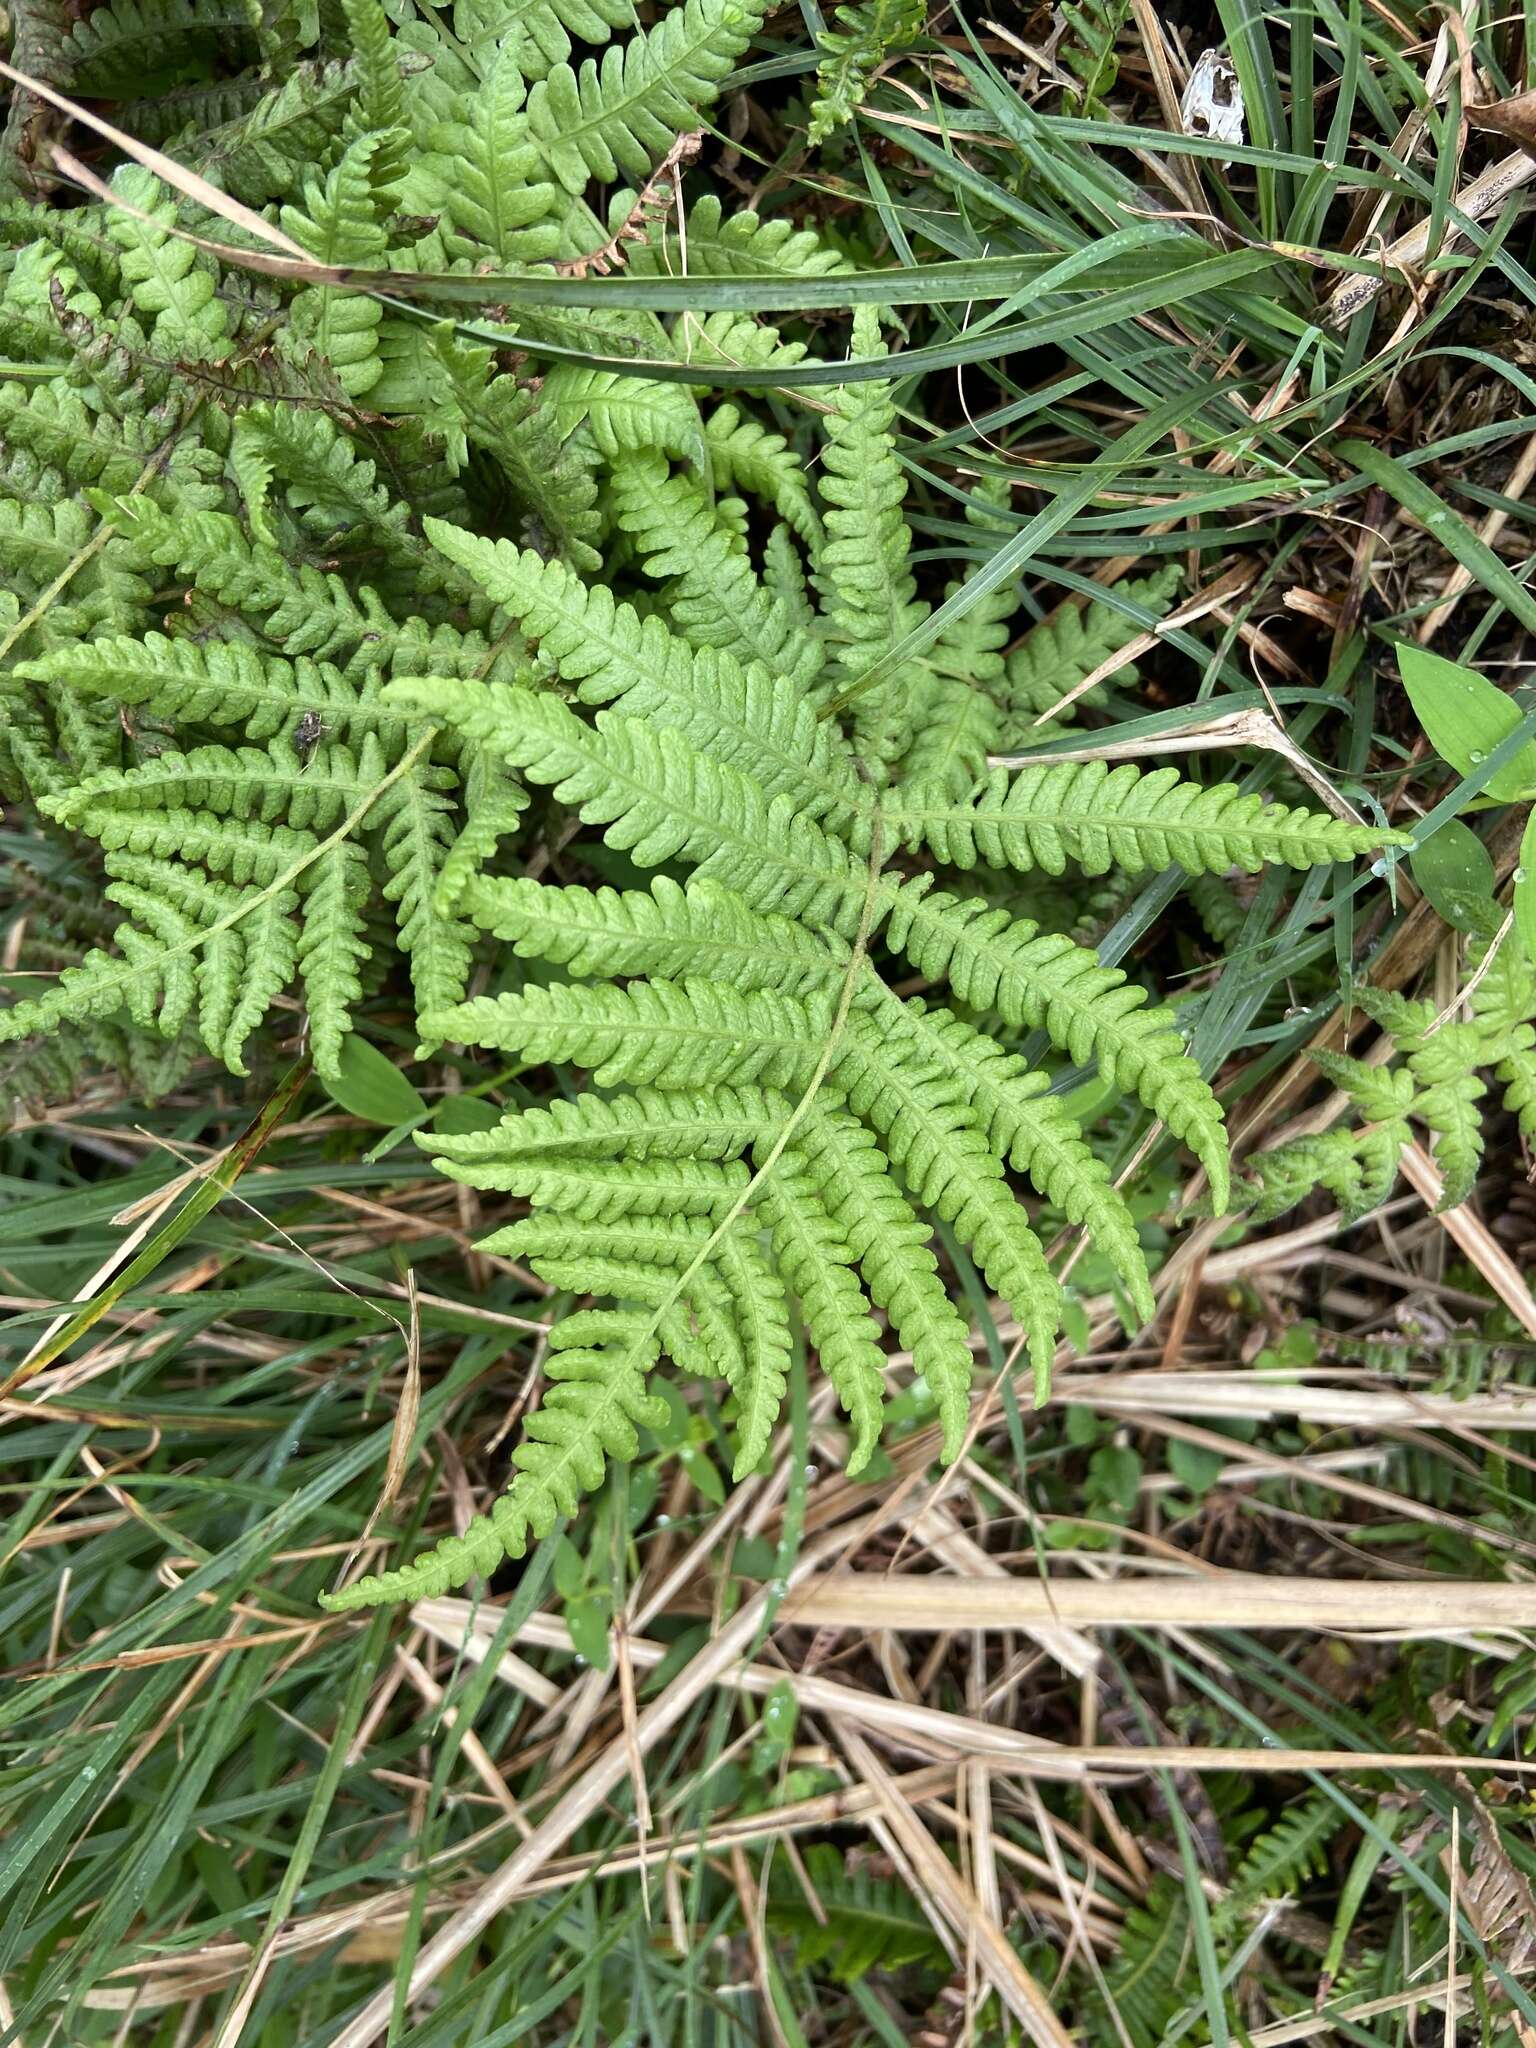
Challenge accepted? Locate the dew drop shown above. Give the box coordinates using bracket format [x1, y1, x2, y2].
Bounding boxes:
[1517, 866, 1528, 884]
[1469, 749, 1486, 763]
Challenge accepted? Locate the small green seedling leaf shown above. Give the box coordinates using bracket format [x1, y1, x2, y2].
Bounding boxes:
[1411, 818, 1496, 934]
[325, 1036, 429, 1127]
[1397, 645, 1536, 801]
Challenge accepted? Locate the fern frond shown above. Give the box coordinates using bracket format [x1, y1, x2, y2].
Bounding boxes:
[901, 484, 1014, 790]
[420, 36, 562, 263]
[538, 359, 707, 472]
[105, 167, 231, 361]
[294, 838, 370, 1074]
[833, 1014, 1060, 1395]
[485, 1209, 716, 1274]
[818, 305, 921, 753]
[279, 134, 389, 397]
[433, 1145, 750, 1219]
[1060, 0, 1130, 116]
[398, 547, 866, 832]
[436, 747, 529, 913]
[771, 1845, 943, 1980]
[194, 59, 363, 205]
[337, 0, 410, 197]
[100, 497, 400, 659]
[863, 986, 1153, 1317]
[705, 403, 824, 549]
[632, 194, 851, 282]
[503, 0, 637, 79]
[319, 1321, 668, 1609]
[67, 0, 261, 96]
[392, 681, 869, 927]
[462, 874, 841, 994]
[1467, 925, 1536, 1144]
[1247, 1113, 1411, 1225]
[424, 1083, 793, 1164]
[1221, 1794, 1343, 1916]
[1406, 1023, 1485, 1210]
[799, 1104, 975, 1459]
[424, 330, 603, 571]
[714, 1225, 792, 1477]
[378, 770, 475, 1022]
[15, 634, 399, 746]
[807, 0, 925, 143]
[899, 677, 1001, 794]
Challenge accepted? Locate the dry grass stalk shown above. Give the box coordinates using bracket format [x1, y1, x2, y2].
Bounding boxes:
[777, 1574, 1536, 1633]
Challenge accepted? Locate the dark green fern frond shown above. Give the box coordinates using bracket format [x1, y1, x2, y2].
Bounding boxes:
[1003, 567, 1180, 733]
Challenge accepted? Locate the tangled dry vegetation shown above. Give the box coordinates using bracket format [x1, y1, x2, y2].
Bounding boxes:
[4, 0, 1536, 2041]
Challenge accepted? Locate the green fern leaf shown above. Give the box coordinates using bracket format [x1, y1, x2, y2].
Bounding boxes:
[800, 1104, 975, 1458]
[885, 883, 1232, 1207]
[1003, 568, 1180, 731]
[320, 1321, 668, 1610]
[462, 874, 840, 995]
[423, 977, 826, 1088]
[758, 1153, 886, 1472]
[807, 0, 925, 143]
[611, 452, 822, 686]
[818, 305, 922, 754]
[883, 760, 1401, 878]
[834, 1014, 1060, 1396]
[525, 0, 766, 194]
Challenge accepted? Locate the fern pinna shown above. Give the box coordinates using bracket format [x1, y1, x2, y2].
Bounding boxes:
[316, 313, 1398, 1611]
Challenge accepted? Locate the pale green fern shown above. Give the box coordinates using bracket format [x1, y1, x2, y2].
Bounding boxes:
[316, 336, 1397, 1609]
[1248, 909, 1534, 1223]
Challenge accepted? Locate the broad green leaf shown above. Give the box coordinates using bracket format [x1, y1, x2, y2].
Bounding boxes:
[1396, 645, 1536, 801]
[325, 1036, 429, 1127]
[1516, 812, 1536, 968]
[432, 1093, 502, 1137]
[1410, 818, 1496, 934]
